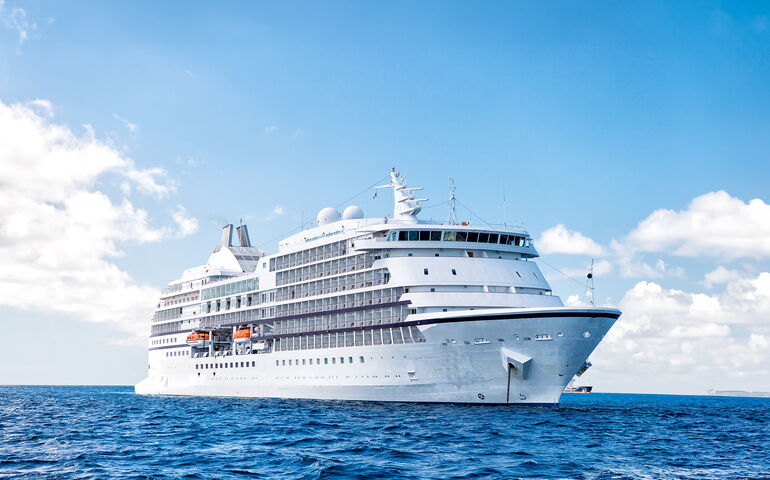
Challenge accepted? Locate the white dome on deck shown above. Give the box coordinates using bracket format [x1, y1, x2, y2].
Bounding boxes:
[317, 207, 341, 225]
[342, 205, 364, 220]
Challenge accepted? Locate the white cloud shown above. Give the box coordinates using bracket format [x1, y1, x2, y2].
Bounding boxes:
[113, 114, 139, 135]
[0, 0, 37, 49]
[623, 191, 770, 260]
[29, 99, 54, 117]
[590, 273, 770, 394]
[0, 99, 196, 340]
[561, 259, 613, 279]
[123, 165, 175, 198]
[263, 125, 277, 135]
[272, 205, 285, 215]
[172, 206, 199, 237]
[702, 266, 745, 288]
[612, 253, 685, 279]
[537, 224, 605, 256]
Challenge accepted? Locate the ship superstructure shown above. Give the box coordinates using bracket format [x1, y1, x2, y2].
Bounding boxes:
[135, 169, 620, 405]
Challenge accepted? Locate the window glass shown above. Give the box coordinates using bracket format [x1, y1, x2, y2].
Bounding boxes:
[398, 231, 407, 241]
[488, 233, 499, 243]
[407, 231, 418, 241]
[499, 234, 508, 244]
[419, 231, 430, 241]
[430, 231, 442, 241]
[456, 232, 467, 242]
[451, 268, 457, 275]
[443, 231, 456, 241]
[467, 232, 479, 242]
[478, 233, 489, 243]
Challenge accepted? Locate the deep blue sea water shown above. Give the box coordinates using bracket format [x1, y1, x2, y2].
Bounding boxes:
[1, 386, 768, 480]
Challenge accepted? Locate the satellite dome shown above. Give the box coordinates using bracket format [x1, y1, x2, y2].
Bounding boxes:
[317, 207, 341, 225]
[342, 205, 364, 220]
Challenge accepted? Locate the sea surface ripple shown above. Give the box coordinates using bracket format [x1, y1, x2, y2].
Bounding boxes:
[1, 386, 768, 480]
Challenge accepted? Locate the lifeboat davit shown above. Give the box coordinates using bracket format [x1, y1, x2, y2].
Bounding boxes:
[233, 328, 251, 344]
[186, 331, 210, 347]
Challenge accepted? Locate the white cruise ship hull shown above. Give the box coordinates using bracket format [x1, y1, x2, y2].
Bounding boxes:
[135, 307, 618, 406]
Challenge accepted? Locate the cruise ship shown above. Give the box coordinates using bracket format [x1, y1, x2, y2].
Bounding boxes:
[135, 169, 620, 405]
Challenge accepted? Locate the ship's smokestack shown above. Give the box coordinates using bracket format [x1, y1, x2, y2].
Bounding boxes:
[236, 224, 251, 247]
[221, 224, 233, 247]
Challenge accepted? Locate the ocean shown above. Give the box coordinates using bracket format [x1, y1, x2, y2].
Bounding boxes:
[1, 386, 768, 480]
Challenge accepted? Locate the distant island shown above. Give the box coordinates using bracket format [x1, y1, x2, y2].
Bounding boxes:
[708, 390, 770, 398]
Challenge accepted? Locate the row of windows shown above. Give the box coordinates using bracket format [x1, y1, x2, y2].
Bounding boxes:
[272, 304, 408, 336]
[274, 287, 404, 319]
[161, 275, 229, 296]
[151, 320, 183, 336]
[165, 350, 189, 357]
[273, 326, 426, 351]
[276, 268, 390, 302]
[159, 293, 199, 308]
[386, 230, 530, 247]
[271, 241, 347, 272]
[152, 337, 177, 345]
[201, 277, 259, 301]
[197, 288, 404, 334]
[275, 252, 378, 287]
[152, 308, 183, 323]
[277, 356, 363, 366]
[196, 360, 257, 369]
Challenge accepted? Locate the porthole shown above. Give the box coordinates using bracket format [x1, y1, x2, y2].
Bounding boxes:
[583, 330, 592, 338]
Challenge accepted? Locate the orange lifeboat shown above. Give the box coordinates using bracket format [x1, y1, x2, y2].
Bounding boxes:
[186, 331, 210, 347]
[233, 327, 251, 344]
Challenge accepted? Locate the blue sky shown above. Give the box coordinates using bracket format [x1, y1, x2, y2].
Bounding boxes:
[1, 1, 769, 393]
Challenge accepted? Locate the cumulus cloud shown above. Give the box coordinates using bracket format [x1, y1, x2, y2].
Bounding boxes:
[0, 99, 197, 339]
[263, 125, 277, 135]
[702, 266, 745, 288]
[591, 273, 770, 394]
[623, 191, 770, 260]
[537, 224, 605, 256]
[272, 205, 285, 215]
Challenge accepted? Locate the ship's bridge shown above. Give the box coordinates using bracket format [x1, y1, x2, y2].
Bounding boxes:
[352, 224, 539, 258]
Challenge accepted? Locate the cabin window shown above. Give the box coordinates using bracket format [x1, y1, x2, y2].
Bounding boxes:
[340, 357, 345, 364]
[478, 233, 489, 243]
[325, 358, 329, 364]
[456, 232, 467, 242]
[451, 268, 457, 275]
[407, 231, 418, 241]
[468, 232, 479, 242]
[419, 230, 430, 241]
[332, 358, 336, 364]
[488, 233, 499, 243]
[398, 231, 407, 241]
[443, 231, 456, 241]
[360, 356, 365, 363]
[423, 268, 429, 275]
